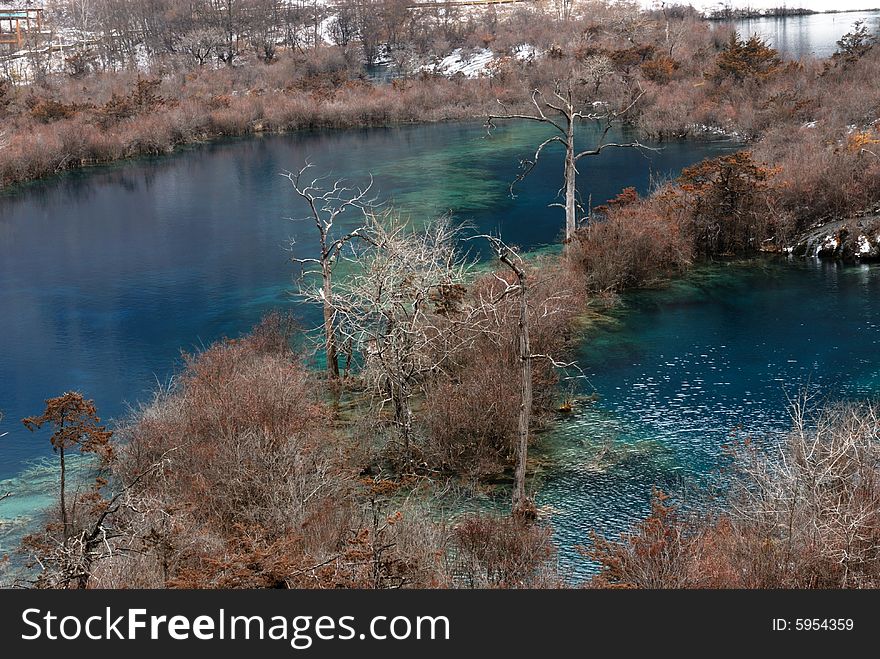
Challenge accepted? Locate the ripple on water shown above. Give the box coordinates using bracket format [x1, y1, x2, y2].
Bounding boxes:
[538, 259, 880, 581]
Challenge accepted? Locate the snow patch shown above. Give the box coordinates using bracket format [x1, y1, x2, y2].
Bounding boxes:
[317, 16, 336, 46]
[688, 123, 738, 138]
[421, 48, 495, 78]
[514, 44, 539, 62]
[816, 234, 839, 257]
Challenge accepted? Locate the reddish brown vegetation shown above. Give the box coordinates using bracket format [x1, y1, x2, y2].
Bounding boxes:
[20, 392, 114, 588]
[22, 393, 113, 532]
[567, 188, 693, 292]
[104, 312, 423, 588]
[566, 151, 784, 291]
[421, 259, 587, 477]
[451, 514, 560, 588]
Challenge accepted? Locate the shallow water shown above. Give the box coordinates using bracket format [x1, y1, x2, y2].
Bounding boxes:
[542, 258, 880, 577]
[0, 122, 731, 491]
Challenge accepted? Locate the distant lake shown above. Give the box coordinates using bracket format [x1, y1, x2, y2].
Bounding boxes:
[732, 10, 880, 58]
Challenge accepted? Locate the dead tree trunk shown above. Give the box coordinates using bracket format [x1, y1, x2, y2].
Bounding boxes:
[480, 236, 534, 516]
[285, 164, 375, 383]
[488, 80, 649, 244]
[59, 442, 68, 536]
[563, 125, 577, 242]
[474, 234, 586, 517]
[512, 260, 532, 514]
[321, 259, 339, 379]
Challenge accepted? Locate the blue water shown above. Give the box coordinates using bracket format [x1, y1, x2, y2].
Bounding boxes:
[542, 258, 880, 575]
[6, 118, 877, 575]
[0, 122, 731, 489]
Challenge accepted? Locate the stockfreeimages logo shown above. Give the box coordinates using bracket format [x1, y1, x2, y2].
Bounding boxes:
[21, 608, 450, 649]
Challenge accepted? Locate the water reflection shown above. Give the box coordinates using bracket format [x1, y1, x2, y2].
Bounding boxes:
[732, 10, 880, 58]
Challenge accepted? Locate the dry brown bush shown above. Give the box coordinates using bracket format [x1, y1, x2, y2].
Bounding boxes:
[566, 191, 692, 293]
[420, 260, 586, 476]
[449, 513, 560, 588]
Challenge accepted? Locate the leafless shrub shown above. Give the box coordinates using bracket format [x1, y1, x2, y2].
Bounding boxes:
[566, 190, 692, 293]
[590, 399, 880, 588]
[449, 513, 560, 588]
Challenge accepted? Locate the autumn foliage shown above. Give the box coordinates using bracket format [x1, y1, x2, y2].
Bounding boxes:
[712, 33, 782, 83]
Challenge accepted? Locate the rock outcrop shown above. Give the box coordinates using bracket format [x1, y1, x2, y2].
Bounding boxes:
[788, 215, 880, 261]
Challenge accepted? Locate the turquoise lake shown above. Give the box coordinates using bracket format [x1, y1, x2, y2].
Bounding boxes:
[543, 258, 880, 576]
[1, 120, 879, 575]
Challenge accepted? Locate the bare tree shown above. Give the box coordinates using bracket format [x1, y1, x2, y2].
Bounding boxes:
[659, 2, 692, 58]
[284, 164, 376, 381]
[471, 235, 584, 516]
[332, 214, 474, 463]
[247, 0, 284, 63]
[329, 0, 359, 47]
[727, 396, 880, 587]
[485, 236, 532, 515]
[179, 28, 225, 66]
[22, 453, 170, 589]
[488, 77, 651, 243]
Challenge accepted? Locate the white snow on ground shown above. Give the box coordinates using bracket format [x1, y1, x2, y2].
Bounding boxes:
[817, 234, 839, 256]
[689, 123, 741, 138]
[421, 48, 496, 78]
[317, 16, 336, 46]
[0, 1, 47, 8]
[374, 44, 394, 66]
[858, 234, 872, 255]
[514, 44, 539, 62]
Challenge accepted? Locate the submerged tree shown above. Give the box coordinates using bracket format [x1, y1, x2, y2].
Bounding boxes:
[487, 71, 649, 243]
[484, 237, 532, 516]
[333, 213, 474, 464]
[22, 392, 113, 537]
[474, 234, 583, 517]
[285, 163, 377, 382]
